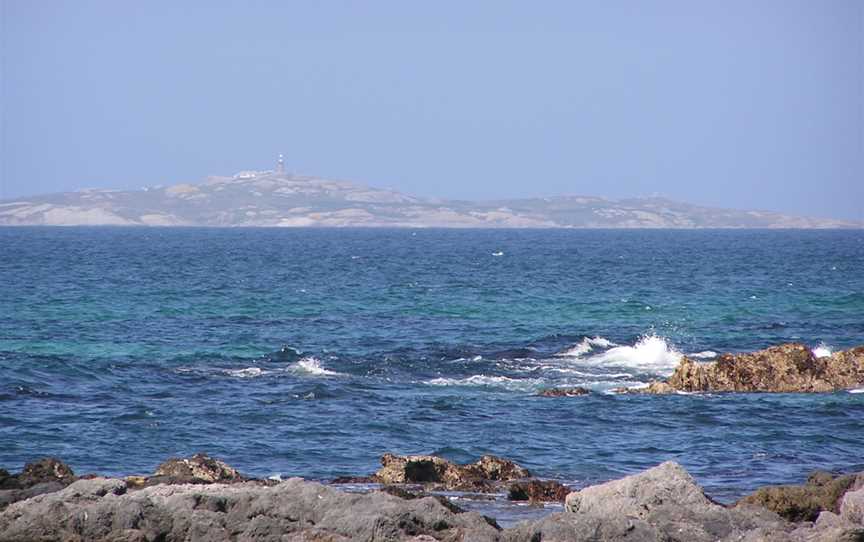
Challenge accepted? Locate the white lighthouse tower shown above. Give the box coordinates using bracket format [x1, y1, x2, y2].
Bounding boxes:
[276, 153, 285, 174]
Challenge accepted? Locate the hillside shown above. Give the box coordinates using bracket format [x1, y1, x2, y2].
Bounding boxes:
[0, 170, 857, 228]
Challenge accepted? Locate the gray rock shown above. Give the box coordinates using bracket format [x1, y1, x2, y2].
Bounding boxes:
[0, 476, 501, 542]
[841, 487, 864, 525]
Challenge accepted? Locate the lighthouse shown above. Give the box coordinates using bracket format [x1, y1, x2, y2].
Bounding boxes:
[276, 154, 285, 174]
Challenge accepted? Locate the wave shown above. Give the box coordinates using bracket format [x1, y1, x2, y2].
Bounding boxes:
[289, 357, 344, 377]
[224, 367, 266, 378]
[581, 335, 682, 374]
[849, 388, 864, 394]
[220, 357, 343, 379]
[556, 336, 617, 357]
[424, 375, 542, 391]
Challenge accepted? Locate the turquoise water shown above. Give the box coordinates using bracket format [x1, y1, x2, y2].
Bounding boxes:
[1, 228, 863, 502]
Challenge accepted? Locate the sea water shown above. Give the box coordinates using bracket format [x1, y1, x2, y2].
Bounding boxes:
[1, 228, 863, 510]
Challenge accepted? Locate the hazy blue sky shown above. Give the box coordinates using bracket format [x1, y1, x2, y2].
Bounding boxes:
[2, 1, 862, 220]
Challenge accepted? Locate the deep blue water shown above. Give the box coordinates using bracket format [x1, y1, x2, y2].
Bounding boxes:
[1, 228, 863, 504]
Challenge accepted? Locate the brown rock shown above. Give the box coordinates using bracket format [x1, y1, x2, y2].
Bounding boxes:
[650, 343, 864, 394]
[537, 387, 590, 397]
[612, 381, 676, 395]
[153, 453, 244, 484]
[17, 458, 75, 488]
[372, 453, 529, 491]
[508, 480, 570, 502]
[736, 470, 862, 522]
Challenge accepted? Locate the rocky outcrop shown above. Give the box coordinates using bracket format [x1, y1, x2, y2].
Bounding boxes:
[736, 470, 864, 522]
[505, 462, 864, 542]
[626, 343, 864, 394]
[0, 458, 77, 511]
[537, 387, 591, 397]
[1, 458, 863, 541]
[373, 453, 530, 491]
[153, 453, 246, 484]
[508, 480, 570, 502]
[0, 477, 503, 542]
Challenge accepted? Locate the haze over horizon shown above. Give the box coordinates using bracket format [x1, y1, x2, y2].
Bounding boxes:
[2, 1, 862, 221]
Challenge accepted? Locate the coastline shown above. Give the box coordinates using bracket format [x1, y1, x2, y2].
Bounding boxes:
[2, 453, 863, 541]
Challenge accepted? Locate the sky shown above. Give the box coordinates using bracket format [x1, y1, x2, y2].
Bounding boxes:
[1, 0, 862, 221]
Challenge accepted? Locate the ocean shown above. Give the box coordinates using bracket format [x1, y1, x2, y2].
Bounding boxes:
[1, 227, 863, 514]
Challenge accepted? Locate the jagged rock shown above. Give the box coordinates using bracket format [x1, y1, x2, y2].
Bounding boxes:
[665, 343, 864, 393]
[373, 453, 530, 491]
[17, 457, 75, 487]
[841, 487, 864, 525]
[737, 470, 864, 522]
[153, 453, 245, 484]
[0, 477, 502, 542]
[0, 458, 77, 510]
[508, 480, 570, 502]
[507, 462, 864, 542]
[537, 387, 591, 397]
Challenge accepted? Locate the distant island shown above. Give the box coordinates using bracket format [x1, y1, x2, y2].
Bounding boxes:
[0, 165, 857, 228]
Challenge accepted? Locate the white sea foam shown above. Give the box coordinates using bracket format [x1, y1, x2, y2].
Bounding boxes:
[290, 357, 343, 377]
[225, 367, 266, 378]
[689, 351, 718, 359]
[849, 388, 864, 394]
[812, 343, 832, 358]
[557, 336, 616, 357]
[424, 375, 541, 391]
[583, 335, 682, 374]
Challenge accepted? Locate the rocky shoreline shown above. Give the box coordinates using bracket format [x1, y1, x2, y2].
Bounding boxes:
[2, 453, 863, 541]
[606, 342, 864, 395]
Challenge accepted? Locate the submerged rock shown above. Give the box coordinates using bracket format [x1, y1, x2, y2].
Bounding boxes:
[736, 470, 864, 522]
[373, 453, 530, 491]
[537, 387, 591, 397]
[508, 480, 570, 502]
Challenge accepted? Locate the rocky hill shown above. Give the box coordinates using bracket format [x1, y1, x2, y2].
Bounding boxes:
[0, 170, 857, 228]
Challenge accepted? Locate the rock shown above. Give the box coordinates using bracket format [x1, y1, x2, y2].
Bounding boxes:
[663, 343, 864, 393]
[0, 476, 502, 542]
[17, 457, 75, 487]
[537, 387, 591, 397]
[508, 462, 864, 542]
[564, 461, 714, 515]
[153, 453, 245, 484]
[736, 470, 860, 522]
[373, 453, 529, 491]
[330, 475, 376, 484]
[508, 480, 570, 502]
[841, 487, 864, 524]
[613, 381, 677, 395]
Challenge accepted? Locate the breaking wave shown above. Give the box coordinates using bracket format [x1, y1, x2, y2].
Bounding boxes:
[289, 357, 344, 377]
[557, 336, 617, 357]
[557, 334, 682, 374]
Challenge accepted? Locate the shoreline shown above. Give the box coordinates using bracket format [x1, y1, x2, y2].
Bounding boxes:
[2, 453, 863, 541]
